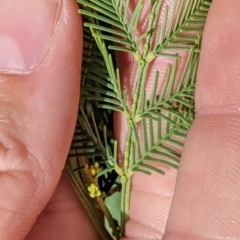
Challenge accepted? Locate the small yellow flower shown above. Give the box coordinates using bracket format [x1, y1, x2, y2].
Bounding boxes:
[84, 162, 101, 178]
[83, 164, 89, 174]
[87, 183, 101, 198]
[90, 167, 96, 175]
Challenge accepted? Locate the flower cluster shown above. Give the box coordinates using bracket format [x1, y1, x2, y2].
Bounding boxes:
[84, 162, 102, 177]
[87, 183, 101, 198]
[84, 162, 102, 198]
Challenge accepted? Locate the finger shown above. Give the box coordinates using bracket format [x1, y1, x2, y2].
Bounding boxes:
[0, 0, 84, 239]
[25, 172, 100, 240]
[163, 0, 240, 239]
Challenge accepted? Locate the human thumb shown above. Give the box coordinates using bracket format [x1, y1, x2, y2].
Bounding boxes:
[0, 0, 82, 239]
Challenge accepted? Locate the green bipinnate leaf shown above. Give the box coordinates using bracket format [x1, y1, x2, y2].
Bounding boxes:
[66, 0, 212, 239]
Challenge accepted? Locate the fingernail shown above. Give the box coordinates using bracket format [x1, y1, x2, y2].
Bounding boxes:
[0, 0, 61, 72]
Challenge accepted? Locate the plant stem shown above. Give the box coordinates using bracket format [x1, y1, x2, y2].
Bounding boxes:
[120, 177, 131, 237]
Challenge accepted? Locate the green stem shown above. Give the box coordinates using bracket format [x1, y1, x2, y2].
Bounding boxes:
[120, 177, 131, 237]
[132, 63, 149, 116]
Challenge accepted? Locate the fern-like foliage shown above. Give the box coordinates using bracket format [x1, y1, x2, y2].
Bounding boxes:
[130, 47, 199, 174]
[81, 28, 126, 113]
[155, 0, 210, 54]
[79, 0, 142, 53]
[66, 0, 212, 239]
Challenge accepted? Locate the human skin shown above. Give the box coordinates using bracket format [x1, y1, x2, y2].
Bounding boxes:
[0, 0, 240, 240]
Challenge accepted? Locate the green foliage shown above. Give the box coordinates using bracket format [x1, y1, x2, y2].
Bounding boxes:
[66, 0, 212, 239]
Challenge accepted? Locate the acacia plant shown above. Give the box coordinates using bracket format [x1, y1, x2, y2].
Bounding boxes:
[66, 0, 212, 239]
